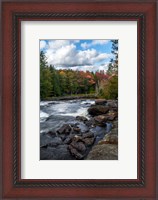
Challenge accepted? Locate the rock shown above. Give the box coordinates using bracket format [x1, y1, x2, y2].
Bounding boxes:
[95, 99, 107, 105]
[76, 122, 89, 133]
[86, 144, 118, 160]
[98, 133, 118, 145]
[108, 111, 118, 120]
[63, 135, 74, 144]
[85, 118, 96, 127]
[47, 137, 62, 147]
[76, 116, 88, 122]
[88, 105, 109, 116]
[94, 115, 108, 126]
[82, 137, 95, 146]
[110, 128, 118, 135]
[47, 131, 57, 138]
[68, 146, 84, 159]
[40, 148, 54, 160]
[70, 141, 86, 152]
[57, 124, 72, 135]
[112, 120, 118, 128]
[82, 132, 94, 138]
[72, 135, 83, 142]
[41, 144, 73, 160]
[73, 127, 81, 132]
[40, 134, 55, 147]
[106, 100, 118, 109]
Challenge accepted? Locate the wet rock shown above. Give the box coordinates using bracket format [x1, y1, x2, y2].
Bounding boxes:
[47, 137, 62, 147]
[73, 127, 81, 133]
[68, 146, 84, 159]
[107, 111, 118, 120]
[82, 132, 94, 139]
[76, 116, 88, 122]
[70, 141, 86, 152]
[82, 137, 95, 146]
[47, 131, 57, 138]
[71, 135, 82, 142]
[57, 124, 72, 135]
[106, 100, 118, 110]
[94, 115, 108, 126]
[40, 148, 54, 160]
[85, 118, 96, 127]
[40, 134, 55, 147]
[41, 144, 73, 160]
[86, 144, 118, 160]
[95, 99, 107, 105]
[63, 135, 74, 144]
[88, 105, 109, 116]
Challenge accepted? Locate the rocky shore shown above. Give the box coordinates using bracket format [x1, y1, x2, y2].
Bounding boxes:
[40, 99, 118, 160]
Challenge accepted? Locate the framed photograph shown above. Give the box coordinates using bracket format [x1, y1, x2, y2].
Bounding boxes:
[1, 0, 157, 199]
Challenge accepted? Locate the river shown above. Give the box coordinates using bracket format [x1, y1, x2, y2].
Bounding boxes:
[40, 99, 95, 133]
[40, 99, 112, 160]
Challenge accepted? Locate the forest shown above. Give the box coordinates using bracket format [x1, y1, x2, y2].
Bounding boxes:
[40, 40, 118, 100]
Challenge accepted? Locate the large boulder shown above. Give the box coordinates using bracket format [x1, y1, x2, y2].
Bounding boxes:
[95, 99, 107, 105]
[88, 105, 109, 116]
[86, 144, 118, 160]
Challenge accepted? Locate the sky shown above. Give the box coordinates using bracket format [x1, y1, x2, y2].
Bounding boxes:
[40, 39, 114, 72]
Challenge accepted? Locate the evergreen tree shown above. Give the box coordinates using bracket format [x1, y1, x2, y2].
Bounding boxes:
[107, 40, 118, 75]
[40, 51, 53, 99]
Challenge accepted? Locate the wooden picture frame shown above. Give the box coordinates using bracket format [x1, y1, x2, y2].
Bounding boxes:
[1, 0, 157, 199]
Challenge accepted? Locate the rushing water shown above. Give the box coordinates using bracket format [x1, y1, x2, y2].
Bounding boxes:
[40, 99, 95, 134]
[40, 99, 113, 160]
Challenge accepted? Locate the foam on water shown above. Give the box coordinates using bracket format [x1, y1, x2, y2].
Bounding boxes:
[61, 107, 88, 118]
[81, 100, 95, 105]
[40, 111, 49, 122]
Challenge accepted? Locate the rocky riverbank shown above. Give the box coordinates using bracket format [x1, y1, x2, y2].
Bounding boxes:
[40, 99, 118, 160]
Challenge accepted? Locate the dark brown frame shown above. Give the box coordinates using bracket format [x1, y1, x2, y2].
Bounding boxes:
[1, 0, 157, 199]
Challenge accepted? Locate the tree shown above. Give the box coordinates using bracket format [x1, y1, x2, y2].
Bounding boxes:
[107, 40, 118, 75]
[50, 65, 61, 96]
[40, 51, 53, 99]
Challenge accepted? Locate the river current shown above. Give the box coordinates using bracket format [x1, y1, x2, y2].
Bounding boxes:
[40, 99, 95, 134]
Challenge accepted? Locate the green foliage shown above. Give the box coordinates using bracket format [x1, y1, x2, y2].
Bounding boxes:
[40, 49, 118, 100]
[98, 75, 118, 99]
[108, 75, 118, 99]
[40, 51, 53, 98]
[107, 40, 118, 75]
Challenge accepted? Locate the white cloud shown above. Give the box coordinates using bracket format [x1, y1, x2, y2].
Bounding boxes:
[41, 40, 112, 72]
[81, 40, 110, 49]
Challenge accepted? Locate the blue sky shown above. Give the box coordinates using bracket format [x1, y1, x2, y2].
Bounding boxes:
[40, 39, 115, 72]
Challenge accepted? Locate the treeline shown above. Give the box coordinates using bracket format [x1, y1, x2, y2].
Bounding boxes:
[40, 40, 118, 100]
[40, 50, 108, 98]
